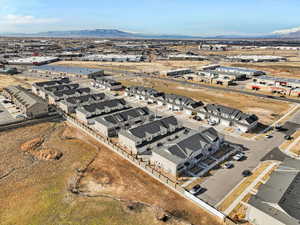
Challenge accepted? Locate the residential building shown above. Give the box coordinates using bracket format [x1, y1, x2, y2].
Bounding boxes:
[58, 93, 106, 113]
[48, 87, 91, 104]
[32, 78, 71, 96]
[94, 107, 154, 137]
[125, 86, 163, 102]
[2, 86, 48, 118]
[245, 158, 300, 225]
[118, 116, 185, 155]
[91, 78, 123, 91]
[39, 83, 80, 100]
[76, 98, 129, 124]
[151, 127, 223, 176]
[197, 104, 258, 132]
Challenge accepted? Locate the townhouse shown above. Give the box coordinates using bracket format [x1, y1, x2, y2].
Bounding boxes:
[156, 93, 203, 115]
[197, 104, 258, 132]
[125, 86, 163, 103]
[91, 78, 123, 91]
[39, 83, 80, 100]
[94, 107, 154, 137]
[47, 87, 91, 104]
[32, 77, 71, 96]
[118, 116, 185, 155]
[3, 86, 48, 118]
[58, 93, 106, 113]
[151, 127, 223, 177]
[76, 98, 129, 124]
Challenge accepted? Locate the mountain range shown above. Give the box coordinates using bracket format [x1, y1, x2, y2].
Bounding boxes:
[1, 28, 300, 39]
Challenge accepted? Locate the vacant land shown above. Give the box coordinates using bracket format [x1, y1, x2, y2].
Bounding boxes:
[0, 122, 221, 225]
[52, 60, 210, 73]
[0, 74, 44, 91]
[120, 77, 292, 125]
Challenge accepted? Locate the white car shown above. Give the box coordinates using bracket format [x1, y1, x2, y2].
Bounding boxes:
[233, 153, 243, 161]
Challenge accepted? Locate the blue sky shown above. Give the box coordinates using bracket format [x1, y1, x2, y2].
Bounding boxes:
[0, 0, 300, 35]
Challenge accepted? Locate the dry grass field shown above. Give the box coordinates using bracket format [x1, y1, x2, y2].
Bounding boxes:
[52, 60, 211, 73]
[0, 122, 222, 225]
[0, 74, 44, 91]
[120, 77, 292, 125]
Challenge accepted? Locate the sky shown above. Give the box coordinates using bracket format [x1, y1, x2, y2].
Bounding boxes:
[0, 0, 300, 36]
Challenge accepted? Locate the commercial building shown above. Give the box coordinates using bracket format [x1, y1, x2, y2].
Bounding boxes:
[160, 68, 193, 77]
[0, 67, 18, 75]
[245, 158, 300, 225]
[168, 54, 206, 61]
[94, 107, 154, 137]
[76, 98, 129, 124]
[82, 54, 143, 62]
[250, 75, 300, 96]
[196, 71, 236, 86]
[151, 127, 223, 177]
[2, 86, 48, 118]
[91, 78, 123, 91]
[226, 55, 287, 62]
[29, 65, 104, 79]
[215, 66, 265, 78]
[58, 93, 106, 113]
[118, 116, 185, 155]
[7, 56, 59, 65]
[197, 104, 258, 132]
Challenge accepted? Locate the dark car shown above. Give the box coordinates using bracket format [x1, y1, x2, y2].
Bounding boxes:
[189, 184, 204, 195]
[284, 135, 293, 140]
[242, 170, 252, 177]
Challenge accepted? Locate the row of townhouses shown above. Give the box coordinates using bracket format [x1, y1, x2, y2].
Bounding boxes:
[91, 78, 123, 91]
[125, 86, 258, 132]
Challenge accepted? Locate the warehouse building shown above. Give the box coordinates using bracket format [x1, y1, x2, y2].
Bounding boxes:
[29, 65, 104, 79]
[8, 56, 59, 65]
[168, 54, 206, 61]
[197, 104, 258, 132]
[215, 66, 265, 78]
[82, 54, 143, 62]
[151, 127, 223, 177]
[226, 55, 287, 62]
[160, 68, 193, 77]
[58, 93, 106, 113]
[0, 67, 18, 75]
[76, 98, 129, 124]
[118, 116, 185, 155]
[3, 86, 48, 118]
[250, 75, 300, 96]
[245, 158, 300, 225]
[91, 78, 123, 91]
[196, 71, 236, 86]
[94, 107, 154, 137]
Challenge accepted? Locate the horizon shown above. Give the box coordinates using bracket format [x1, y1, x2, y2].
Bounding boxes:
[0, 0, 300, 36]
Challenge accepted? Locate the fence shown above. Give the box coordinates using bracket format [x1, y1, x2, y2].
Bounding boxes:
[64, 114, 227, 221]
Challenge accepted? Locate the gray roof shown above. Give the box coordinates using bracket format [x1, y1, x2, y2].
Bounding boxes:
[32, 65, 103, 75]
[94, 78, 122, 86]
[96, 107, 151, 125]
[63, 93, 106, 106]
[34, 78, 71, 88]
[43, 83, 80, 93]
[203, 104, 258, 126]
[257, 75, 300, 85]
[50, 87, 91, 98]
[247, 158, 300, 225]
[153, 127, 220, 164]
[126, 86, 163, 97]
[216, 66, 265, 74]
[4, 86, 47, 109]
[162, 93, 203, 109]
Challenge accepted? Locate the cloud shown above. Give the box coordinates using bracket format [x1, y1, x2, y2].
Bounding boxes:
[2, 14, 60, 25]
[272, 26, 300, 34]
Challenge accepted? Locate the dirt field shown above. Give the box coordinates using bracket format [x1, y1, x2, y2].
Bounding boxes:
[52, 60, 210, 73]
[0, 122, 222, 225]
[0, 74, 44, 91]
[120, 77, 292, 125]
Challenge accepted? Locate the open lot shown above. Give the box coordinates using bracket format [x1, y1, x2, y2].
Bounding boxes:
[0, 122, 222, 225]
[52, 60, 211, 73]
[119, 76, 293, 125]
[0, 74, 45, 91]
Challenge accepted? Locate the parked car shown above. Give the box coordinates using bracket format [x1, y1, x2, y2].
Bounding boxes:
[265, 134, 273, 139]
[242, 170, 252, 177]
[284, 135, 293, 140]
[223, 162, 234, 169]
[189, 184, 204, 195]
[208, 121, 216, 126]
[233, 153, 243, 161]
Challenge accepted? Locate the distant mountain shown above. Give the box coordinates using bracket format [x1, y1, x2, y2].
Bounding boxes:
[1, 28, 300, 39]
